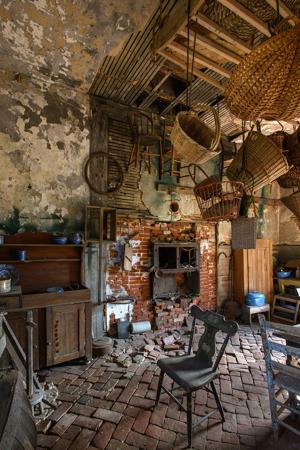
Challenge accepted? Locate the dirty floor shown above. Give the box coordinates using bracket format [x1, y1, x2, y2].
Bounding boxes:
[36, 324, 300, 450]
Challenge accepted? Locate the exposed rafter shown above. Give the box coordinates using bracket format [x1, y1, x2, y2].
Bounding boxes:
[194, 12, 252, 53]
[168, 41, 232, 78]
[153, 0, 205, 51]
[265, 0, 298, 25]
[178, 28, 242, 64]
[217, 0, 271, 37]
[139, 71, 172, 109]
[158, 49, 225, 92]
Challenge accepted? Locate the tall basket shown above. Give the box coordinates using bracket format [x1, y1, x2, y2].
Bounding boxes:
[170, 103, 221, 164]
[226, 131, 289, 193]
[189, 165, 244, 222]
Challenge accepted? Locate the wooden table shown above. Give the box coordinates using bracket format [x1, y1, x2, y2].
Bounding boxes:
[242, 303, 270, 327]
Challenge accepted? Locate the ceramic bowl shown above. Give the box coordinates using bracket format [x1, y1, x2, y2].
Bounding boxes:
[276, 271, 292, 279]
[52, 235, 68, 245]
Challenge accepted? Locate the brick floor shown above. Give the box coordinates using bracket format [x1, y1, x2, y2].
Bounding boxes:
[36, 325, 299, 450]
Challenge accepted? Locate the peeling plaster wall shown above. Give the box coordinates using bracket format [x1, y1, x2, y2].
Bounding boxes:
[0, 0, 157, 228]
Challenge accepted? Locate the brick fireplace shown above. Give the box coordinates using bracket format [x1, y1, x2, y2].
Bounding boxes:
[106, 215, 217, 331]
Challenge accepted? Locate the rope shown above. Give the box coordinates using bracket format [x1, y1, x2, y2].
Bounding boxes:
[185, 0, 191, 108]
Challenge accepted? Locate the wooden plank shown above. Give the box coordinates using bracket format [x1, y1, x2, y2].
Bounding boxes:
[265, 0, 298, 25]
[217, 0, 271, 37]
[194, 13, 252, 53]
[153, 0, 205, 51]
[158, 49, 225, 91]
[139, 71, 172, 108]
[168, 41, 232, 77]
[178, 28, 242, 64]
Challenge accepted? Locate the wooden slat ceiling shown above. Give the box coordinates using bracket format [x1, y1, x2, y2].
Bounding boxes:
[89, 0, 300, 136]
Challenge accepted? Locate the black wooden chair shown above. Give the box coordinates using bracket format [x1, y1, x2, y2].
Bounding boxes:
[258, 315, 300, 447]
[155, 305, 238, 448]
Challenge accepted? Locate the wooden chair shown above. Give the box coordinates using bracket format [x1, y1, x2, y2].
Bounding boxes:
[127, 111, 163, 178]
[258, 315, 300, 446]
[155, 306, 238, 448]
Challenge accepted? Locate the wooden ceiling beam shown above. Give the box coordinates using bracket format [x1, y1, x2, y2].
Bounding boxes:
[217, 0, 272, 37]
[139, 71, 172, 108]
[178, 28, 242, 64]
[158, 49, 225, 92]
[194, 13, 252, 53]
[265, 0, 298, 25]
[153, 0, 205, 51]
[168, 41, 232, 78]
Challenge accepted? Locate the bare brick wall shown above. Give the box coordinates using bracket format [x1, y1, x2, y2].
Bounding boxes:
[106, 215, 217, 325]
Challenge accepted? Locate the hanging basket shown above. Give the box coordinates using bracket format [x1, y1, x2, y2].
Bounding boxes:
[284, 127, 300, 167]
[226, 131, 289, 193]
[189, 165, 244, 222]
[225, 19, 300, 121]
[281, 190, 300, 221]
[232, 217, 258, 249]
[278, 166, 300, 189]
[170, 103, 221, 164]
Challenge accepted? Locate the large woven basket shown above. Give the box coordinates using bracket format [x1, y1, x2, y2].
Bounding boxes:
[170, 103, 221, 164]
[281, 191, 300, 221]
[226, 131, 289, 193]
[278, 167, 300, 189]
[284, 127, 300, 166]
[225, 20, 300, 120]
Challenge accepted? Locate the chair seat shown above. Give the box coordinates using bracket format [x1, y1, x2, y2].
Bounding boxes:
[158, 355, 218, 391]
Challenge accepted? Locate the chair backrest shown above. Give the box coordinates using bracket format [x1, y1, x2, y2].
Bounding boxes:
[258, 314, 300, 380]
[188, 305, 238, 369]
[128, 111, 154, 138]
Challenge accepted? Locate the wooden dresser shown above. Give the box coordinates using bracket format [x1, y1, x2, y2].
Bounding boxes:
[0, 232, 92, 368]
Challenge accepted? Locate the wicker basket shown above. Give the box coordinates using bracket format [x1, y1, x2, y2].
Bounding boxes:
[226, 131, 289, 193]
[278, 166, 300, 188]
[281, 191, 300, 221]
[194, 180, 244, 222]
[170, 103, 221, 164]
[232, 217, 257, 249]
[225, 20, 300, 121]
[284, 127, 300, 166]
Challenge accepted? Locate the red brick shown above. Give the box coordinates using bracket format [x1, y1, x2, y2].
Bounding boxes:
[69, 429, 96, 450]
[132, 410, 151, 434]
[150, 404, 167, 426]
[52, 438, 72, 450]
[62, 425, 81, 441]
[93, 407, 122, 424]
[74, 415, 102, 431]
[37, 434, 59, 448]
[145, 424, 162, 440]
[51, 413, 77, 436]
[93, 422, 116, 449]
[49, 402, 72, 422]
[126, 430, 158, 450]
[113, 415, 135, 442]
[70, 404, 96, 417]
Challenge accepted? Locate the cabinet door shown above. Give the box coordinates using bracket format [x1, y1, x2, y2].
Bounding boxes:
[7, 310, 39, 369]
[46, 304, 85, 366]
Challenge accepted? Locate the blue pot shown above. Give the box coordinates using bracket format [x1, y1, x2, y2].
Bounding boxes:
[276, 271, 292, 279]
[16, 249, 27, 261]
[68, 232, 82, 245]
[246, 291, 265, 307]
[52, 235, 68, 245]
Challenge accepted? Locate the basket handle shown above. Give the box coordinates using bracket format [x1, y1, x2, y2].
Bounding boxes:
[193, 102, 221, 152]
[188, 163, 210, 184]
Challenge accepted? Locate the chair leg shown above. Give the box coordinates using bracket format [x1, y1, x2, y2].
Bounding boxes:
[155, 370, 164, 405]
[211, 381, 225, 422]
[187, 392, 192, 448]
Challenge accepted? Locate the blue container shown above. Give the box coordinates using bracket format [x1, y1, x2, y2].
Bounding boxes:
[52, 235, 68, 245]
[246, 291, 265, 307]
[16, 249, 27, 261]
[276, 271, 292, 279]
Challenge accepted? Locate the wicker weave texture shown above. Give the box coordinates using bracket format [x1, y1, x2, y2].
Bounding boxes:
[232, 217, 258, 249]
[194, 181, 244, 222]
[282, 191, 300, 221]
[226, 131, 289, 193]
[170, 104, 221, 164]
[225, 23, 300, 120]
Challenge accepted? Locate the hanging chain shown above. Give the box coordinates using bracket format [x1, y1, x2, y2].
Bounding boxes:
[185, 0, 191, 108]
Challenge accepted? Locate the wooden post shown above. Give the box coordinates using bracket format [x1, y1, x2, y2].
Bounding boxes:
[26, 310, 34, 398]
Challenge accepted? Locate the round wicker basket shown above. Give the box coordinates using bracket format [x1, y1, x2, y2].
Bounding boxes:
[225, 20, 300, 121]
[281, 191, 300, 221]
[170, 103, 221, 164]
[226, 131, 289, 193]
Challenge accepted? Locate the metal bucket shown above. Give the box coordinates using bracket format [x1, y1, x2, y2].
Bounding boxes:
[0, 277, 11, 293]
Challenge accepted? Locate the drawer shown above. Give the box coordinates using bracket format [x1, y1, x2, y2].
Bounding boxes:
[0, 295, 21, 310]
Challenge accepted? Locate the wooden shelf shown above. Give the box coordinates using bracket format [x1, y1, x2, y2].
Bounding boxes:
[1, 243, 84, 247]
[0, 259, 81, 263]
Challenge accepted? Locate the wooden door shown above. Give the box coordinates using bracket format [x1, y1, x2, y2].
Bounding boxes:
[46, 304, 85, 366]
[233, 239, 273, 304]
